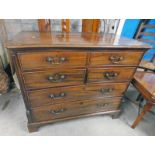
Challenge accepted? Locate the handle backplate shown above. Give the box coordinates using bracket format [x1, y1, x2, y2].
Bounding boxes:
[104, 71, 119, 80]
[48, 73, 66, 82]
[100, 88, 114, 94]
[109, 55, 124, 64]
[49, 108, 66, 115]
[46, 56, 67, 64]
[49, 92, 66, 99]
[96, 103, 109, 107]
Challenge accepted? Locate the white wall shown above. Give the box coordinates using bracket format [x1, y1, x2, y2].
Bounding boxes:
[116, 19, 125, 36]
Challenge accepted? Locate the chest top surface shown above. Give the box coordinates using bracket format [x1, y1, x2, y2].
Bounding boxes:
[6, 31, 151, 49]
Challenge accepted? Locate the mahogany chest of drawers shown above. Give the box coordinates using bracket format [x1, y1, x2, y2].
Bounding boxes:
[6, 32, 150, 132]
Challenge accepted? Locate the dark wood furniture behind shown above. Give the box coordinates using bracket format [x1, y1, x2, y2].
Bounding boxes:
[6, 32, 150, 132]
[134, 19, 155, 71]
[131, 71, 155, 128]
[130, 19, 155, 128]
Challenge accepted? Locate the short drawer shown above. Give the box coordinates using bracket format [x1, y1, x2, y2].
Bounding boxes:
[23, 69, 86, 90]
[18, 51, 87, 71]
[89, 50, 143, 66]
[31, 97, 121, 122]
[88, 67, 136, 82]
[27, 82, 128, 108]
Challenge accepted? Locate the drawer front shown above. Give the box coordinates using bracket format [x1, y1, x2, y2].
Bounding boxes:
[89, 51, 143, 66]
[28, 82, 128, 108]
[31, 97, 121, 122]
[23, 69, 86, 90]
[88, 67, 136, 82]
[18, 51, 87, 71]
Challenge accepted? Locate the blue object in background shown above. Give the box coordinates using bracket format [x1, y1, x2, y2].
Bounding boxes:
[121, 19, 141, 38]
[121, 19, 155, 60]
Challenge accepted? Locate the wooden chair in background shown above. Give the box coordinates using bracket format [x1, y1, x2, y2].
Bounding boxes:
[61, 19, 70, 32]
[38, 19, 51, 32]
[134, 19, 155, 71]
[82, 19, 101, 33]
[131, 71, 155, 128]
[131, 19, 155, 128]
[37, 19, 101, 33]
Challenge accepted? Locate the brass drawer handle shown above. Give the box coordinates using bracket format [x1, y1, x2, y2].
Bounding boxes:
[96, 103, 109, 107]
[100, 88, 114, 94]
[49, 92, 66, 99]
[49, 109, 66, 115]
[104, 72, 119, 80]
[48, 73, 66, 82]
[46, 56, 67, 64]
[46, 57, 54, 62]
[109, 55, 124, 64]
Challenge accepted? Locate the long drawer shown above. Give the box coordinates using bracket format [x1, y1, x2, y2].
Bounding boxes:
[27, 82, 128, 108]
[31, 97, 121, 122]
[89, 50, 143, 66]
[18, 51, 87, 71]
[88, 67, 136, 83]
[22, 68, 86, 90]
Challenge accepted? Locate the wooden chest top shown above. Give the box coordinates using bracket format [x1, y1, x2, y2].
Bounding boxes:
[6, 32, 150, 49]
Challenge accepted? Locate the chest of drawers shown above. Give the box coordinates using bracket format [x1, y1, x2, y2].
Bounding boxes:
[6, 32, 150, 132]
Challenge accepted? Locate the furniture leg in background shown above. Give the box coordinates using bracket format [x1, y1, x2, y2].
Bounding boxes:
[131, 102, 153, 128]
